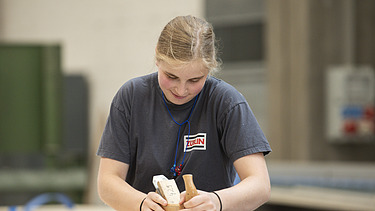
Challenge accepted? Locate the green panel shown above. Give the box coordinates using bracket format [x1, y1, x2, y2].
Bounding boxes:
[0, 46, 43, 153]
[41, 46, 62, 155]
[0, 44, 62, 157]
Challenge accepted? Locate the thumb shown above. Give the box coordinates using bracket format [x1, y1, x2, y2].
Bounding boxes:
[179, 191, 186, 204]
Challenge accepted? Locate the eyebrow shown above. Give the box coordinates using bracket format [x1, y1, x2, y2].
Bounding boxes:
[165, 71, 177, 78]
[165, 71, 204, 80]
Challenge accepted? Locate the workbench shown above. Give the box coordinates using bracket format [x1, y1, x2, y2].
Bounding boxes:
[266, 161, 375, 210]
[1, 161, 374, 210]
[0, 205, 113, 211]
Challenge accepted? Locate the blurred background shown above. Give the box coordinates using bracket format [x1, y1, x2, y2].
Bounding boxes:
[0, 0, 374, 210]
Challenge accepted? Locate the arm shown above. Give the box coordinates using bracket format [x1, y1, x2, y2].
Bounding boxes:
[182, 152, 271, 211]
[219, 152, 271, 210]
[97, 157, 167, 211]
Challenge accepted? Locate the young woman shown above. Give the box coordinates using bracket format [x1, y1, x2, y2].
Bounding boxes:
[97, 15, 271, 211]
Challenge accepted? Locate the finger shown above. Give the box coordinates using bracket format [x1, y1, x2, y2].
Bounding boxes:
[183, 195, 204, 208]
[179, 191, 186, 204]
[142, 192, 168, 211]
[146, 200, 165, 211]
[148, 192, 168, 206]
[181, 189, 204, 204]
[143, 198, 165, 211]
[182, 189, 203, 206]
[183, 194, 216, 210]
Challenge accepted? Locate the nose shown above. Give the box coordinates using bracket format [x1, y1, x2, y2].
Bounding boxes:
[175, 82, 187, 96]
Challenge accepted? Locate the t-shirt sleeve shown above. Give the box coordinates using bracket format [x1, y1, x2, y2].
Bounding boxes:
[219, 96, 271, 163]
[96, 87, 131, 164]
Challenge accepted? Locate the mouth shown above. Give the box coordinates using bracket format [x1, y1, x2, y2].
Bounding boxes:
[171, 92, 187, 100]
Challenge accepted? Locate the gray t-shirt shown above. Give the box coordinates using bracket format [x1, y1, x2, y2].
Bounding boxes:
[97, 72, 271, 193]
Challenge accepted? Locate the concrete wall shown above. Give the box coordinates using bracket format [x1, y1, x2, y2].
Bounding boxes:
[0, 0, 204, 203]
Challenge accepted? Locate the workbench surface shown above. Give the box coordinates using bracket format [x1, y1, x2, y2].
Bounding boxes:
[0, 205, 113, 211]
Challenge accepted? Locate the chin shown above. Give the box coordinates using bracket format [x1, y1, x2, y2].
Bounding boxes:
[168, 95, 192, 105]
[171, 99, 188, 105]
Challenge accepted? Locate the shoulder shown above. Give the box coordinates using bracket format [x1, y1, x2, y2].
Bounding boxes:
[112, 72, 157, 111]
[202, 76, 252, 122]
[204, 76, 247, 105]
[120, 72, 157, 92]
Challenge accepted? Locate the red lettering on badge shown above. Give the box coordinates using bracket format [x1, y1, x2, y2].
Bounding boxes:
[184, 133, 207, 152]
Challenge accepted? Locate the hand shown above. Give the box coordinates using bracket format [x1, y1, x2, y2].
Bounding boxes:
[141, 192, 168, 211]
[180, 190, 220, 211]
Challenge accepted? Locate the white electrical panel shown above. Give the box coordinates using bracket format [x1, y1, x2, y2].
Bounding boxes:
[326, 66, 375, 143]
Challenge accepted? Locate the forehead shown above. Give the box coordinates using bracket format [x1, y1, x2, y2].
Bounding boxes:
[159, 60, 209, 78]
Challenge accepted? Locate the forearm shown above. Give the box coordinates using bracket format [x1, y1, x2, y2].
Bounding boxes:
[215, 153, 271, 211]
[217, 175, 271, 211]
[98, 172, 146, 210]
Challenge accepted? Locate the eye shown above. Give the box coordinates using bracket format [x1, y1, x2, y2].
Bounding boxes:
[167, 74, 177, 80]
[189, 78, 200, 83]
[164, 72, 177, 80]
[189, 77, 204, 83]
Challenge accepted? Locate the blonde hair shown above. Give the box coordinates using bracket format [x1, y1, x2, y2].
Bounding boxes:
[155, 15, 220, 74]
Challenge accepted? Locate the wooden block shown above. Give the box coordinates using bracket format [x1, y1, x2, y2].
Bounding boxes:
[157, 179, 180, 204]
[157, 179, 183, 210]
[163, 204, 184, 211]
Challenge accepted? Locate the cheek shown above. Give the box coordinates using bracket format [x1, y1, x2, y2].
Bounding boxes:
[189, 82, 205, 95]
[158, 74, 173, 90]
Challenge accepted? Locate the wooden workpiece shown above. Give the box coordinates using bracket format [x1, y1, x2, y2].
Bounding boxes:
[156, 174, 199, 211]
[182, 174, 198, 201]
[157, 179, 184, 211]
